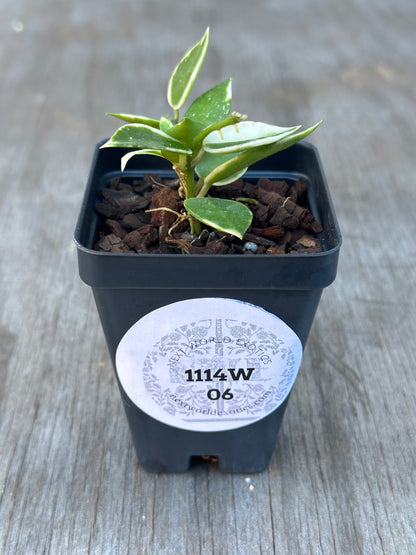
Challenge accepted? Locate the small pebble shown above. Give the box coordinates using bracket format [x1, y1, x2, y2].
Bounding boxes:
[243, 241, 258, 253]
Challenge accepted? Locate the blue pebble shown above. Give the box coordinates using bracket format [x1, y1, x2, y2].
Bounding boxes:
[243, 241, 258, 253]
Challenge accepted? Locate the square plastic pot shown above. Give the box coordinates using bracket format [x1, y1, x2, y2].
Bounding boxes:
[74, 140, 341, 472]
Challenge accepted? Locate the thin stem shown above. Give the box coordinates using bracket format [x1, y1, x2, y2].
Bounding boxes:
[182, 165, 201, 236]
[196, 178, 212, 198]
[177, 154, 187, 170]
[194, 176, 204, 196]
[190, 216, 201, 236]
[191, 147, 205, 168]
[184, 166, 195, 199]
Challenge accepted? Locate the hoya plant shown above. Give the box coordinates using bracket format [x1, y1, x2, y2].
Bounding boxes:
[102, 28, 321, 239]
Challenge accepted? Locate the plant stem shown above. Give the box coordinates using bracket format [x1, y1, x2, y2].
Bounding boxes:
[183, 165, 201, 236]
[194, 176, 204, 195]
[184, 165, 195, 198]
[196, 177, 212, 198]
[190, 217, 201, 236]
[191, 147, 205, 168]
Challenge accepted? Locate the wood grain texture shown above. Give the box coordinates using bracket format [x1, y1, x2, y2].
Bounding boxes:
[1, 0, 415, 553]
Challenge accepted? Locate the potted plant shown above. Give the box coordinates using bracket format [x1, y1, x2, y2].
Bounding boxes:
[75, 28, 341, 472]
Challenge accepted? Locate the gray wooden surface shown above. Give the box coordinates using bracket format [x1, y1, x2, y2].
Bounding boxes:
[1, 0, 415, 553]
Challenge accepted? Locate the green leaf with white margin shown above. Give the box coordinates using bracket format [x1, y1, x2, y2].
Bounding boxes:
[195, 151, 248, 186]
[210, 168, 248, 186]
[184, 78, 232, 127]
[121, 150, 161, 171]
[167, 28, 210, 111]
[204, 121, 322, 186]
[107, 113, 160, 128]
[166, 117, 206, 148]
[184, 197, 252, 239]
[121, 149, 181, 171]
[101, 124, 192, 154]
[203, 121, 300, 153]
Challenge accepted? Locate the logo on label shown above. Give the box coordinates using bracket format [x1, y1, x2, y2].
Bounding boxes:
[116, 298, 302, 432]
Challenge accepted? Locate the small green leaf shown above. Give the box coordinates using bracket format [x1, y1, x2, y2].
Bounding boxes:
[160, 116, 174, 132]
[184, 78, 232, 126]
[204, 121, 322, 185]
[184, 197, 252, 239]
[166, 118, 206, 148]
[196, 151, 247, 185]
[101, 124, 192, 154]
[167, 28, 210, 111]
[203, 121, 300, 153]
[107, 113, 160, 128]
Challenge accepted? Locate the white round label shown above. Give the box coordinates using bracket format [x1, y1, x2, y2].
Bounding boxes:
[116, 298, 302, 432]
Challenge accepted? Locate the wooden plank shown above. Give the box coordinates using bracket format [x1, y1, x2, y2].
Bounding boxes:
[1, 0, 416, 553]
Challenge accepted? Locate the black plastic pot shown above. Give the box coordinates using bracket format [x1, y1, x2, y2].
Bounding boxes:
[74, 140, 341, 472]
